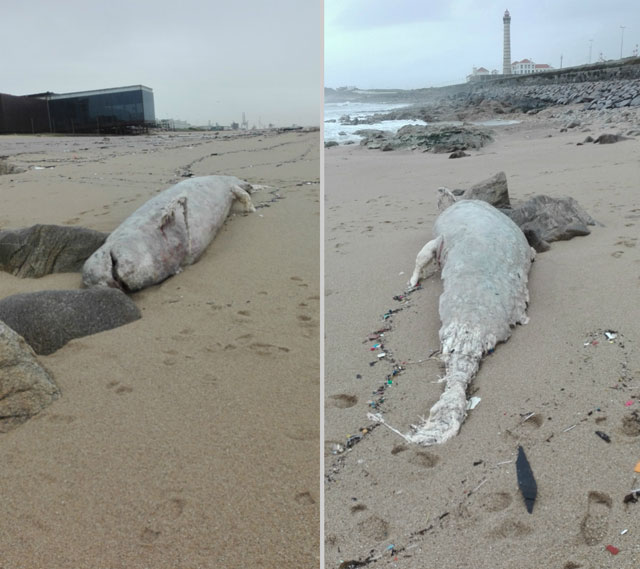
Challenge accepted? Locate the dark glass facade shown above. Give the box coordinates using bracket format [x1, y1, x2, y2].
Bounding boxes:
[0, 86, 155, 134]
[0, 93, 49, 134]
[49, 87, 156, 134]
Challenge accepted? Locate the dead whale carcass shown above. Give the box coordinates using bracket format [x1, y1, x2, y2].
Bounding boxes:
[82, 175, 255, 291]
[405, 191, 535, 445]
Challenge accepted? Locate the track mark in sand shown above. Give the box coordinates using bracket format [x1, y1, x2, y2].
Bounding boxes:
[479, 491, 513, 512]
[294, 491, 316, 505]
[248, 342, 291, 356]
[615, 236, 638, 247]
[162, 358, 177, 366]
[298, 314, 312, 322]
[357, 515, 390, 542]
[233, 310, 252, 324]
[106, 380, 133, 394]
[329, 394, 358, 409]
[563, 563, 583, 569]
[611, 250, 624, 258]
[290, 275, 309, 288]
[391, 444, 408, 455]
[202, 373, 218, 386]
[233, 334, 290, 356]
[286, 427, 318, 442]
[489, 518, 533, 539]
[351, 503, 368, 514]
[180, 327, 195, 335]
[407, 450, 440, 469]
[579, 491, 612, 545]
[62, 217, 80, 225]
[46, 414, 77, 424]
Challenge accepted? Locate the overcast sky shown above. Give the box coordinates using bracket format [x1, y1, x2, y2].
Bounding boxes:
[326, 0, 640, 89]
[3, 0, 321, 126]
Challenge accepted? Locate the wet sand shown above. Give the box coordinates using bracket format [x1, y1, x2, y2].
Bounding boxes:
[0, 130, 320, 568]
[325, 108, 640, 568]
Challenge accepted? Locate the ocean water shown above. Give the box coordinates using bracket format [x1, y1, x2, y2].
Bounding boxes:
[324, 102, 426, 144]
[324, 101, 520, 145]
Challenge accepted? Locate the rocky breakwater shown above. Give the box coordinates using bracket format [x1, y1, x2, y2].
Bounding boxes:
[356, 124, 494, 152]
[468, 77, 640, 112]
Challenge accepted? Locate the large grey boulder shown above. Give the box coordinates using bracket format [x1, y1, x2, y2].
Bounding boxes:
[356, 125, 494, 153]
[0, 224, 108, 278]
[0, 288, 141, 355]
[0, 322, 60, 433]
[501, 195, 597, 251]
[461, 171, 510, 208]
[593, 133, 629, 144]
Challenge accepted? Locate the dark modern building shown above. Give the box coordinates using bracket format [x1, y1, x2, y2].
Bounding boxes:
[0, 85, 155, 134]
[0, 93, 49, 134]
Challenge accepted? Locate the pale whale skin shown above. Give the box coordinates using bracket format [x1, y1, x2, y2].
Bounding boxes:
[82, 175, 255, 291]
[407, 197, 535, 445]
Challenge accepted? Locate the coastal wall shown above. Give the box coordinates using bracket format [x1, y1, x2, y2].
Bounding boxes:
[443, 58, 640, 110]
[326, 58, 640, 112]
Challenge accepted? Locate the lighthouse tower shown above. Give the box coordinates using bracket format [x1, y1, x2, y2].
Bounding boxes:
[503, 9, 512, 75]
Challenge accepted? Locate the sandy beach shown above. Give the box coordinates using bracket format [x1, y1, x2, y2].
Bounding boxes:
[0, 129, 320, 568]
[325, 108, 640, 568]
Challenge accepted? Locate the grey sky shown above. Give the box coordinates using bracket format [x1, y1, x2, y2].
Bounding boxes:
[326, 0, 640, 89]
[4, 0, 321, 126]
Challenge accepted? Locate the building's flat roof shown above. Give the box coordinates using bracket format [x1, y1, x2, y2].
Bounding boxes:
[48, 85, 153, 100]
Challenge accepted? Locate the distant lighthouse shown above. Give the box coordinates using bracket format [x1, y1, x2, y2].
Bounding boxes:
[503, 9, 512, 75]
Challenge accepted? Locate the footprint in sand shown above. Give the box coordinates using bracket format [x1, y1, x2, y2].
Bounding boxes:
[234, 334, 290, 356]
[621, 411, 640, 436]
[579, 491, 612, 545]
[489, 518, 533, 539]
[611, 250, 624, 258]
[479, 491, 513, 513]
[328, 394, 357, 409]
[286, 427, 318, 442]
[294, 491, 316, 505]
[357, 515, 389, 542]
[140, 496, 187, 543]
[407, 450, 440, 469]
